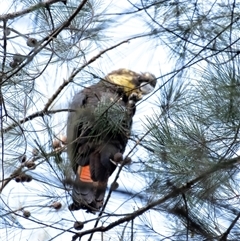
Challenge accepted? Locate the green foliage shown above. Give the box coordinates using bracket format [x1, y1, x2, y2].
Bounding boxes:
[144, 55, 240, 239]
[2, 0, 240, 240]
[93, 95, 130, 138]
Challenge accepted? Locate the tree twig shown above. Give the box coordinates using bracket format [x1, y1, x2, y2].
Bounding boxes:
[2, 109, 70, 133]
[0, 0, 65, 21]
[219, 212, 240, 241]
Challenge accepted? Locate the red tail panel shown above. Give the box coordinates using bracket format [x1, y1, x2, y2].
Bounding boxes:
[78, 166, 93, 183]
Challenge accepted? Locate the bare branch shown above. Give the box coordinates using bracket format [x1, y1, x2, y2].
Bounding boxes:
[219, 212, 240, 241]
[0, 0, 65, 21]
[2, 109, 70, 133]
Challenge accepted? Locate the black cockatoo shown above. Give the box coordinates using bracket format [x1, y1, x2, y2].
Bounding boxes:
[67, 68, 156, 212]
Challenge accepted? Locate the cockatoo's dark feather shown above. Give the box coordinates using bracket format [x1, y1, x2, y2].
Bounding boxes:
[67, 69, 156, 212]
